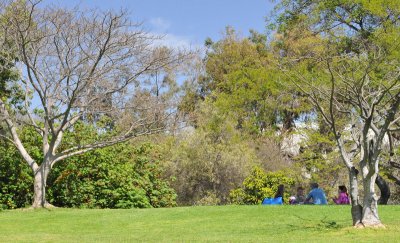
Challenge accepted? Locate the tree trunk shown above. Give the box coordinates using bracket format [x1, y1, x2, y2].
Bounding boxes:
[349, 167, 363, 226]
[375, 174, 390, 205]
[361, 174, 383, 227]
[32, 164, 51, 208]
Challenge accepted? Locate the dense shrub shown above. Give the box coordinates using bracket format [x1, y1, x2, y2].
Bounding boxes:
[0, 125, 176, 209]
[0, 126, 44, 209]
[0, 140, 33, 209]
[229, 166, 294, 205]
[48, 143, 176, 208]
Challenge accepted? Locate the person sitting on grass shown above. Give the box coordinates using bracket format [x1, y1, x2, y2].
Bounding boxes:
[290, 186, 306, 204]
[274, 184, 285, 203]
[262, 184, 284, 205]
[304, 183, 327, 205]
[332, 185, 350, 204]
[296, 186, 306, 204]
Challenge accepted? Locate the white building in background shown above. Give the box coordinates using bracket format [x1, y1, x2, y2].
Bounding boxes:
[279, 122, 391, 158]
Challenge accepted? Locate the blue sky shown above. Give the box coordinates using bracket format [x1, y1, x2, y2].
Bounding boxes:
[52, 0, 275, 48]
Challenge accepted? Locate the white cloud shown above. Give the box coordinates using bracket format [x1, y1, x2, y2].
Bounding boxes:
[149, 17, 171, 32]
[148, 17, 203, 51]
[153, 33, 195, 49]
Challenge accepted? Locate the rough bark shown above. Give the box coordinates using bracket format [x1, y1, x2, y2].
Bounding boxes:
[361, 176, 382, 227]
[349, 166, 384, 228]
[375, 174, 390, 205]
[349, 167, 363, 226]
[32, 164, 51, 208]
[360, 145, 383, 227]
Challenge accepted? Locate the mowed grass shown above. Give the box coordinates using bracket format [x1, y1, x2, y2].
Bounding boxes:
[1, 205, 400, 242]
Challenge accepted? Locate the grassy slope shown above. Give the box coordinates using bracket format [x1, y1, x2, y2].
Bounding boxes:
[1, 205, 399, 242]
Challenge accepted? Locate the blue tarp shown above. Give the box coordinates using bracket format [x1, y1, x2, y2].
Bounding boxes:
[262, 197, 283, 205]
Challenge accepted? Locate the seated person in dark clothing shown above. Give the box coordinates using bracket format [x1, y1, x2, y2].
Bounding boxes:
[290, 186, 305, 204]
[274, 184, 285, 203]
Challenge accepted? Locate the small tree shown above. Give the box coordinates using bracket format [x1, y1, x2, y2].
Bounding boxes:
[0, 0, 188, 208]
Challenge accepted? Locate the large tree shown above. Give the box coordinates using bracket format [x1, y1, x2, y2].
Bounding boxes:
[273, 0, 400, 227]
[181, 27, 311, 134]
[0, 0, 188, 208]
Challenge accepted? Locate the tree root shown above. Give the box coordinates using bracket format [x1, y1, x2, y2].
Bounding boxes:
[363, 223, 386, 229]
[19, 207, 35, 211]
[353, 223, 386, 229]
[353, 223, 365, 229]
[43, 202, 57, 209]
[30, 202, 57, 209]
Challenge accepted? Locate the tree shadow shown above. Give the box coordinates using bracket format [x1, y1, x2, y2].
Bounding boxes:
[285, 214, 345, 233]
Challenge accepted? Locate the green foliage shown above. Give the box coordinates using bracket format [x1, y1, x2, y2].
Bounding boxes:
[182, 27, 311, 134]
[18, 126, 44, 163]
[0, 1, 22, 105]
[164, 104, 263, 205]
[0, 126, 44, 209]
[48, 142, 176, 209]
[0, 125, 176, 209]
[0, 140, 33, 209]
[0, 4, 30, 210]
[203, 30, 281, 133]
[0, 48, 23, 108]
[0, 55, 20, 102]
[292, 128, 346, 197]
[230, 166, 294, 205]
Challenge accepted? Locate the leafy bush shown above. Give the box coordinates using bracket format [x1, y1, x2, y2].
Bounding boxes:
[195, 192, 221, 206]
[0, 126, 44, 209]
[0, 140, 33, 209]
[0, 124, 176, 209]
[48, 143, 176, 208]
[230, 166, 294, 205]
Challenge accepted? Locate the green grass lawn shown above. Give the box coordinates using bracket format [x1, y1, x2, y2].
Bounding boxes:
[1, 205, 399, 242]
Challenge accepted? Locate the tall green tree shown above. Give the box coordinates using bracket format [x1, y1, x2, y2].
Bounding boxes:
[182, 27, 310, 135]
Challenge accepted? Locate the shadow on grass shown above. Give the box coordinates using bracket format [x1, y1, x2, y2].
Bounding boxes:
[318, 217, 341, 229]
[285, 215, 345, 233]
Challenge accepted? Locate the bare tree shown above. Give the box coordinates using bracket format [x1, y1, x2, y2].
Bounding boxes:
[0, 0, 189, 208]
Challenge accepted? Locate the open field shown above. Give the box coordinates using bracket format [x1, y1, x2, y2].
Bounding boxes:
[1, 205, 399, 242]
